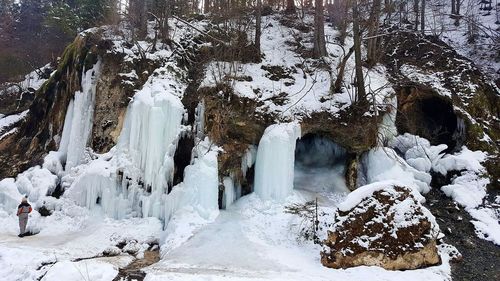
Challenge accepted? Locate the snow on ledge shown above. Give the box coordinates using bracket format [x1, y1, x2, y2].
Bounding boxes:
[338, 180, 426, 212]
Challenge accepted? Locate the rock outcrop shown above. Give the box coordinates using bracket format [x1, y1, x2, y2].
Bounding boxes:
[0, 29, 154, 178]
[321, 184, 440, 270]
[383, 31, 500, 186]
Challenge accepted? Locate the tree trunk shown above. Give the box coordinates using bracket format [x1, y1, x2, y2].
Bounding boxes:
[333, 47, 354, 93]
[255, 0, 262, 58]
[204, 0, 210, 13]
[352, 0, 366, 103]
[313, 0, 327, 58]
[420, 0, 425, 33]
[130, 0, 147, 39]
[367, 0, 381, 67]
[451, 0, 456, 14]
[332, 0, 348, 44]
[285, 0, 296, 13]
[160, 0, 170, 40]
[414, 0, 419, 31]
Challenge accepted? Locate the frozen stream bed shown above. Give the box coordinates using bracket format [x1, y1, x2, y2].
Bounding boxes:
[145, 192, 451, 281]
[0, 190, 452, 281]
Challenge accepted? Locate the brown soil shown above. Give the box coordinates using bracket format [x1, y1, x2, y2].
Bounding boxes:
[112, 249, 160, 281]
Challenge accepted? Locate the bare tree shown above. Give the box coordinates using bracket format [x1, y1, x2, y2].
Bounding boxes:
[352, 0, 366, 103]
[414, 0, 419, 31]
[255, 0, 262, 58]
[129, 0, 147, 39]
[286, 0, 296, 13]
[313, 0, 327, 58]
[367, 0, 381, 66]
[333, 46, 354, 93]
[420, 0, 425, 33]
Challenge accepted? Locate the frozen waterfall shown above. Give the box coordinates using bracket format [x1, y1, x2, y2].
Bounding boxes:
[253, 122, 301, 201]
[62, 69, 220, 224]
[59, 60, 102, 170]
[116, 87, 185, 193]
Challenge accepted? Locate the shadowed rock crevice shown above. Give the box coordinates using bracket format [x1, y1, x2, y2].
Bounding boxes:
[396, 86, 465, 153]
[173, 134, 195, 188]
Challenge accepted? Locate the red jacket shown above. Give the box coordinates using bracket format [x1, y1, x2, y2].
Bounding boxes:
[17, 202, 32, 216]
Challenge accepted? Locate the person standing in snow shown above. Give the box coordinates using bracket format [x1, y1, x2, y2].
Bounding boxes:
[16, 197, 32, 237]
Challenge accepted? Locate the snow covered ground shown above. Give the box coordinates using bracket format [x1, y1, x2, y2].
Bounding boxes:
[146, 191, 452, 281]
[433, 1, 500, 80]
[0, 208, 161, 281]
[201, 15, 394, 120]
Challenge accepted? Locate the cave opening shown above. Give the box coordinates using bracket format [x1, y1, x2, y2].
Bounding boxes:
[172, 134, 195, 192]
[397, 91, 465, 153]
[294, 133, 350, 194]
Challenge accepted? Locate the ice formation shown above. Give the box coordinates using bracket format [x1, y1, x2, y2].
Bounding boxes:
[241, 145, 257, 178]
[253, 122, 301, 201]
[0, 178, 23, 212]
[58, 67, 221, 224]
[59, 60, 102, 170]
[65, 81, 185, 220]
[359, 147, 432, 194]
[116, 84, 185, 194]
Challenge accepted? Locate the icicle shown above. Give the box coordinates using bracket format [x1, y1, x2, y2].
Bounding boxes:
[241, 145, 257, 178]
[163, 138, 220, 222]
[194, 100, 205, 139]
[452, 116, 466, 150]
[117, 88, 185, 195]
[377, 96, 398, 146]
[61, 67, 222, 224]
[222, 176, 235, 209]
[253, 122, 301, 201]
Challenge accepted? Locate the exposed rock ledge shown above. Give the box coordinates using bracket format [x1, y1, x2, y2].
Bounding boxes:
[321, 183, 441, 270]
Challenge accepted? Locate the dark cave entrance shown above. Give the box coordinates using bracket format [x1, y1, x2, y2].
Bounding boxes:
[397, 89, 465, 153]
[172, 134, 195, 192]
[294, 133, 350, 193]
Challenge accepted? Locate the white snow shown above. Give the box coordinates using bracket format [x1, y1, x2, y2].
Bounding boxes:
[360, 147, 432, 194]
[0, 110, 29, 137]
[389, 134, 498, 245]
[2, 12, 497, 281]
[0, 178, 23, 212]
[41, 260, 118, 281]
[0, 201, 161, 281]
[254, 122, 301, 201]
[200, 15, 394, 120]
[338, 180, 426, 212]
[15, 166, 58, 206]
[144, 192, 451, 281]
[468, 207, 500, 245]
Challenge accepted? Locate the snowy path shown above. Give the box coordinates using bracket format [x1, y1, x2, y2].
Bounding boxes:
[0, 214, 162, 281]
[145, 192, 451, 281]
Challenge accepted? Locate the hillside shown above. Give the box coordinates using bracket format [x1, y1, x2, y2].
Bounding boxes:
[0, 2, 499, 281]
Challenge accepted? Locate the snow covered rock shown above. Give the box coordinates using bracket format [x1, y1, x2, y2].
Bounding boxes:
[321, 183, 440, 270]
